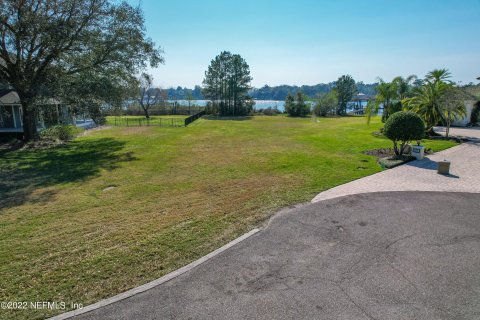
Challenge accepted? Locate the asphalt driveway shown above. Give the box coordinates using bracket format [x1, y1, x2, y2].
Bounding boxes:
[74, 191, 480, 320]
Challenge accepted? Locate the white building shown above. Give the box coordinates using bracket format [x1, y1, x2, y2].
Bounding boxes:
[452, 99, 479, 127]
[0, 89, 74, 135]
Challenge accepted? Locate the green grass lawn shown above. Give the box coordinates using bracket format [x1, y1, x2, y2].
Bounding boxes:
[106, 115, 189, 119]
[105, 115, 188, 127]
[0, 115, 456, 319]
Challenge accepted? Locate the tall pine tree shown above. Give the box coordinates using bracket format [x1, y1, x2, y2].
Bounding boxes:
[202, 51, 253, 116]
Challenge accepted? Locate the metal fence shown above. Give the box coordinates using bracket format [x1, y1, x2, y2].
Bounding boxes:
[108, 117, 185, 127]
[108, 111, 206, 128]
[184, 111, 206, 126]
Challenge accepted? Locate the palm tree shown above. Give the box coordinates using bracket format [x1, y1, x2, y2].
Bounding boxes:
[403, 69, 455, 133]
[426, 68, 452, 84]
[365, 78, 398, 124]
[365, 75, 419, 124]
[403, 81, 445, 133]
[393, 75, 417, 100]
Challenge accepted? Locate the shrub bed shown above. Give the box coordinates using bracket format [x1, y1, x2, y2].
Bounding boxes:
[40, 125, 82, 142]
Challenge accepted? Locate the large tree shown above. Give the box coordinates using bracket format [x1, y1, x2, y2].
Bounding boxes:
[60, 67, 138, 125]
[393, 75, 417, 100]
[314, 90, 338, 117]
[0, 0, 163, 140]
[335, 75, 356, 115]
[285, 92, 310, 117]
[202, 51, 253, 116]
[138, 73, 162, 119]
[426, 68, 452, 84]
[370, 79, 398, 122]
[403, 69, 453, 133]
[365, 75, 417, 124]
[438, 86, 467, 138]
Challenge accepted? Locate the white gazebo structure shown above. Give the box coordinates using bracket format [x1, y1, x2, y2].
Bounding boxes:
[0, 89, 75, 135]
[0, 89, 23, 133]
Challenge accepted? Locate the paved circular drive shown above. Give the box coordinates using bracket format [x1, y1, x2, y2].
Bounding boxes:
[312, 142, 480, 202]
[73, 191, 480, 320]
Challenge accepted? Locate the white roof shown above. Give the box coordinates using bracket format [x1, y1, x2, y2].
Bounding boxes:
[0, 90, 61, 105]
[0, 91, 20, 104]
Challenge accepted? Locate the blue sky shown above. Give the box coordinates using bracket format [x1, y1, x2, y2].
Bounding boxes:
[130, 0, 480, 88]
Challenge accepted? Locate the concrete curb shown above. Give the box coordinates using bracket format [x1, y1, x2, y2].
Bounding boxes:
[49, 228, 260, 320]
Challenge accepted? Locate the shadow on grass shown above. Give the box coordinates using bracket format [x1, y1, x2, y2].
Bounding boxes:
[0, 138, 135, 210]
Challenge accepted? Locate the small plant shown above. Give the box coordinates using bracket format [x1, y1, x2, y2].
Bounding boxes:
[383, 111, 425, 156]
[40, 125, 80, 142]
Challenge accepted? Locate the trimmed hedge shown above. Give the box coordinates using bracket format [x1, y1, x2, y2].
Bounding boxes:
[383, 111, 425, 155]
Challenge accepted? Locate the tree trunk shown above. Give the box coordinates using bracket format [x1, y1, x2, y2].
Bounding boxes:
[143, 108, 150, 119]
[445, 112, 451, 139]
[21, 99, 39, 141]
[399, 142, 407, 156]
[140, 102, 150, 119]
[426, 127, 435, 136]
[393, 141, 400, 155]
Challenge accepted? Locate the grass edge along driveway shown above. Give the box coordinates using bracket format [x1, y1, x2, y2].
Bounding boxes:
[0, 115, 456, 320]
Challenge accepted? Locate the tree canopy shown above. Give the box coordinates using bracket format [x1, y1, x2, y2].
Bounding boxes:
[285, 92, 310, 117]
[403, 69, 455, 132]
[314, 90, 338, 117]
[384, 111, 425, 156]
[335, 75, 356, 115]
[202, 51, 253, 116]
[137, 73, 163, 119]
[438, 86, 467, 138]
[365, 75, 417, 124]
[0, 0, 163, 140]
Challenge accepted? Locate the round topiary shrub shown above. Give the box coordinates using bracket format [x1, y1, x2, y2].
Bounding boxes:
[383, 111, 425, 155]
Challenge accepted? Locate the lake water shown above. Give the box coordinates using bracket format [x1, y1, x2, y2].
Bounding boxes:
[171, 100, 286, 109]
[174, 100, 371, 113]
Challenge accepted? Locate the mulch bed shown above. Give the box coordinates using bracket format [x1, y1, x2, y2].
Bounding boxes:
[364, 147, 433, 159]
[364, 148, 396, 158]
[364, 147, 433, 169]
[377, 155, 417, 169]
